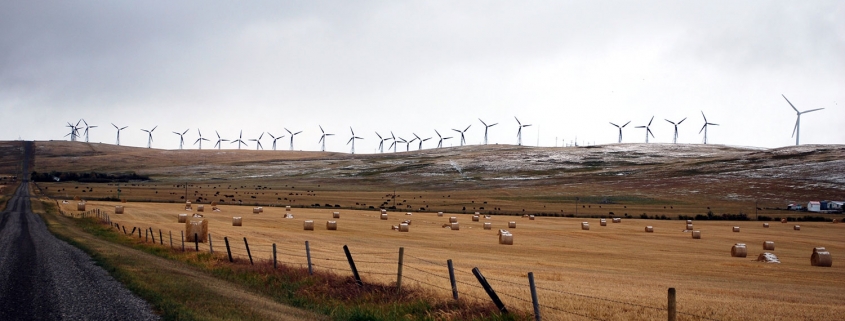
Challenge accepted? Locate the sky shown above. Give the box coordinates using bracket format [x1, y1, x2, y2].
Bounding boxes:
[1, 1, 843, 152]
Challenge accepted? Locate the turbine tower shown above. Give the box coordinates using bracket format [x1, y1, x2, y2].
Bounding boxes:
[112, 123, 127, 145]
[452, 125, 471, 146]
[389, 132, 398, 152]
[515, 117, 532, 146]
[413, 133, 431, 150]
[230, 130, 247, 149]
[347, 127, 363, 154]
[173, 129, 189, 149]
[435, 130, 452, 148]
[81, 119, 97, 142]
[285, 128, 302, 151]
[635, 117, 655, 143]
[318, 126, 333, 152]
[65, 121, 81, 141]
[782, 94, 824, 146]
[194, 129, 209, 149]
[478, 118, 498, 145]
[249, 132, 265, 150]
[609, 121, 630, 143]
[141, 126, 157, 148]
[268, 133, 284, 150]
[664, 118, 686, 144]
[375, 132, 391, 153]
[699, 111, 718, 144]
[213, 131, 229, 149]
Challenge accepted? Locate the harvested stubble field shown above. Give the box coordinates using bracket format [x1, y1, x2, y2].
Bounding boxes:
[64, 200, 845, 320]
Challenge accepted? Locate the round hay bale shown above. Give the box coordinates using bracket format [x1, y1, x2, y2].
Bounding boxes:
[732, 226, 740, 232]
[380, 213, 388, 220]
[437, 212, 444, 217]
[686, 223, 693, 230]
[508, 221, 516, 228]
[406, 212, 413, 215]
[185, 219, 208, 243]
[303, 220, 314, 231]
[832, 219, 838, 224]
[399, 223, 409, 232]
[691, 230, 701, 239]
[499, 233, 513, 245]
[529, 215, 535, 220]
[644, 226, 654, 233]
[472, 215, 480, 222]
[600, 219, 607, 226]
[253, 207, 260, 214]
[232, 217, 242, 226]
[121, 199, 127, 203]
[581, 222, 590, 230]
[763, 241, 775, 251]
[813, 247, 826, 254]
[286, 205, 292, 211]
[794, 225, 801, 231]
[522, 214, 529, 218]
[449, 217, 458, 223]
[756, 252, 780, 263]
[763, 223, 769, 228]
[781, 218, 787, 223]
[483, 222, 492, 230]
[333, 212, 340, 218]
[612, 218, 621, 223]
[210, 201, 218, 206]
[326, 220, 337, 230]
[451, 222, 460, 230]
[192, 213, 203, 218]
[475, 212, 480, 215]
[74, 196, 80, 201]
[114, 206, 124, 214]
[178, 213, 188, 223]
[380, 209, 387, 214]
[77, 202, 86, 211]
[811, 250, 832, 267]
[258, 207, 263, 213]
[686, 220, 693, 224]
[197, 205, 204, 212]
[731, 243, 747, 257]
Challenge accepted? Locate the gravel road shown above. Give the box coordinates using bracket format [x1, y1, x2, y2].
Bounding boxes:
[0, 142, 158, 320]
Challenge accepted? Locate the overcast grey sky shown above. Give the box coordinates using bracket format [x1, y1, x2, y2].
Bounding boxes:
[2, 1, 843, 152]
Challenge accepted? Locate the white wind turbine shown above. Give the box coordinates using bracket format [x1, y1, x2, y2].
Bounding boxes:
[782, 95, 824, 146]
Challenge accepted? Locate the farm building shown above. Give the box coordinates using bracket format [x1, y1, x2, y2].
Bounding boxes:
[828, 201, 844, 211]
[807, 201, 821, 212]
[787, 203, 804, 211]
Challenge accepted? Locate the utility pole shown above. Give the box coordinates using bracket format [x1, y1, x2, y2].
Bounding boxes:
[184, 182, 188, 202]
[575, 197, 579, 216]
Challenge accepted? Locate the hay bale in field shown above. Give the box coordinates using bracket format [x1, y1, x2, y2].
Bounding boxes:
[499, 232, 513, 245]
[258, 207, 263, 213]
[212, 207, 220, 212]
[612, 218, 621, 223]
[733, 226, 740, 232]
[832, 219, 838, 224]
[529, 215, 535, 220]
[472, 215, 479, 222]
[114, 206, 124, 214]
[686, 220, 693, 224]
[185, 201, 192, 210]
[691, 230, 701, 239]
[763, 241, 775, 251]
[392, 225, 399, 231]
[449, 216, 457, 223]
[811, 249, 832, 267]
[286, 205, 292, 211]
[185, 219, 208, 242]
[380, 213, 388, 220]
[74, 196, 80, 201]
[121, 199, 127, 203]
[192, 213, 203, 218]
[475, 212, 480, 215]
[781, 218, 787, 223]
[332, 211, 340, 218]
[284, 213, 294, 219]
[77, 202, 86, 211]
[178, 213, 188, 223]
[399, 223, 409, 232]
[326, 221, 337, 230]
[508, 221, 516, 228]
[686, 223, 693, 230]
[380, 209, 387, 214]
[763, 223, 769, 228]
[437, 212, 443, 217]
[406, 212, 413, 215]
[731, 243, 747, 257]
[211, 201, 217, 206]
[197, 205, 204, 212]
[232, 217, 242, 226]
[484, 215, 491, 219]
[756, 252, 780, 263]
[644, 226, 654, 233]
[451, 222, 460, 230]
[402, 219, 412, 225]
[303, 220, 314, 231]
[483, 222, 492, 230]
[253, 207, 260, 214]
[600, 219, 607, 226]
[581, 222, 590, 230]
[523, 214, 529, 218]
[794, 225, 801, 231]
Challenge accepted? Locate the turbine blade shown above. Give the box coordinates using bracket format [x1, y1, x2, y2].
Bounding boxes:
[801, 108, 824, 114]
[610, 122, 619, 127]
[699, 124, 706, 134]
[465, 124, 471, 131]
[622, 121, 630, 127]
[678, 117, 686, 124]
[479, 118, 486, 126]
[664, 119, 674, 125]
[648, 116, 654, 126]
[700, 111, 707, 122]
[782, 94, 799, 113]
[514, 116, 521, 125]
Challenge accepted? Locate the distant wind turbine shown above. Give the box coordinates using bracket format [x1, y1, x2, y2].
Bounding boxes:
[782, 94, 824, 146]
[112, 123, 128, 145]
[214, 131, 229, 149]
[478, 118, 498, 145]
[194, 129, 210, 149]
[699, 112, 718, 144]
[268, 133, 284, 150]
[515, 117, 531, 146]
[375, 132, 391, 153]
[173, 129, 189, 149]
[609, 121, 630, 143]
[81, 119, 97, 142]
[635, 117, 655, 143]
[347, 127, 363, 154]
[230, 130, 247, 149]
[452, 125, 471, 146]
[249, 132, 265, 150]
[389, 132, 398, 152]
[285, 128, 302, 151]
[664, 118, 686, 144]
[435, 130, 452, 148]
[141, 126, 157, 148]
[318, 126, 333, 152]
[413, 133, 431, 150]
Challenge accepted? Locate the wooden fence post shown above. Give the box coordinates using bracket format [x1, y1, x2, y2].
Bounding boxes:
[138, 227, 141, 238]
[448, 259, 458, 301]
[244, 237, 253, 265]
[306, 241, 313, 275]
[145, 229, 148, 242]
[272, 243, 277, 269]
[528, 272, 541, 321]
[472, 267, 508, 314]
[208, 233, 213, 254]
[396, 247, 404, 294]
[668, 287, 676, 321]
[159, 230, 163, 245]
[343, 245, 363, 286]
[181, 231, 185, 252]
[194, 233, 199, 252]
[224, 237, 233, 262]
[169, 231, 173, 249]
[150, 228, 155, 243]
[123, 226, 127, 234]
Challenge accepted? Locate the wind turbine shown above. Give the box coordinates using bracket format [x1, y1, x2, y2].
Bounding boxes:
[698, 112, 718, 144]
[389, 132, 399, 152]
[782, 95, 824, 146]
[112, 123, 127, 145]
[478, 118, 498, 145]
[249, 132, 265, 150]
[412, 133, 431, 150]
[318, 126, 334, 152]
[664, 118, 686, 144]
[609, 121, 630, 143]
[435, 130, 452, 148]
[452, 125, 471, 146]
[515, 117, 532, 146]
[268, 133, 284, 150]
[65, 121, 80, 141]
[141, 126, 157, 148]
[285, 128, 302, 151]
[230, 130, 247, 149]
[193, 129, 210, 149]
[81, 119, 96, 142]
[214, 131, 229, 149]
[635, 117, 655, 143]
[173, 129, 189, 149]
[375, 132, 391, 153]
[346, 127, 363, 154]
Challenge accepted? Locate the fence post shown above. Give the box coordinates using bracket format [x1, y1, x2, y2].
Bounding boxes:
[150, 228, 155, 243]
[472, 267, 508, 314]
[194, 233, 199, 252]
[306, 241, 313, 275]
[208, 234, 213, 254]
[169, 231, 173, 249]
[528, 272, 541, 321]
[138, 227, 141, 238]
[225, 237, 233, 262]
[448, 259, 459, 301]
[244, 237, 253, 265]
[123, 226, 127, 234]
[396, 247, 404, 294]
[668, 288, 676, 321]
[145, 229, 148, 242]
[181, 231, 185, 252]
[159, 230, 163, 245]
[343, 245, 363, 286]
[272, 243, 277, 269]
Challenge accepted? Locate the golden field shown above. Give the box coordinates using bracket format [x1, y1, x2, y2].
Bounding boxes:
[62, 200, 845, 321]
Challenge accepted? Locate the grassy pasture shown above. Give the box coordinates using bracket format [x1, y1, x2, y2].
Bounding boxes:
[65, 200, 845, 320]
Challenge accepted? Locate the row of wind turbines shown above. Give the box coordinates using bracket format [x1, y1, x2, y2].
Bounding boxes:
[64, 95, 825, 152]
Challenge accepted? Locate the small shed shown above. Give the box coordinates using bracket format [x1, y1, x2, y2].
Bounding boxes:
[807, 201, 821, 213]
